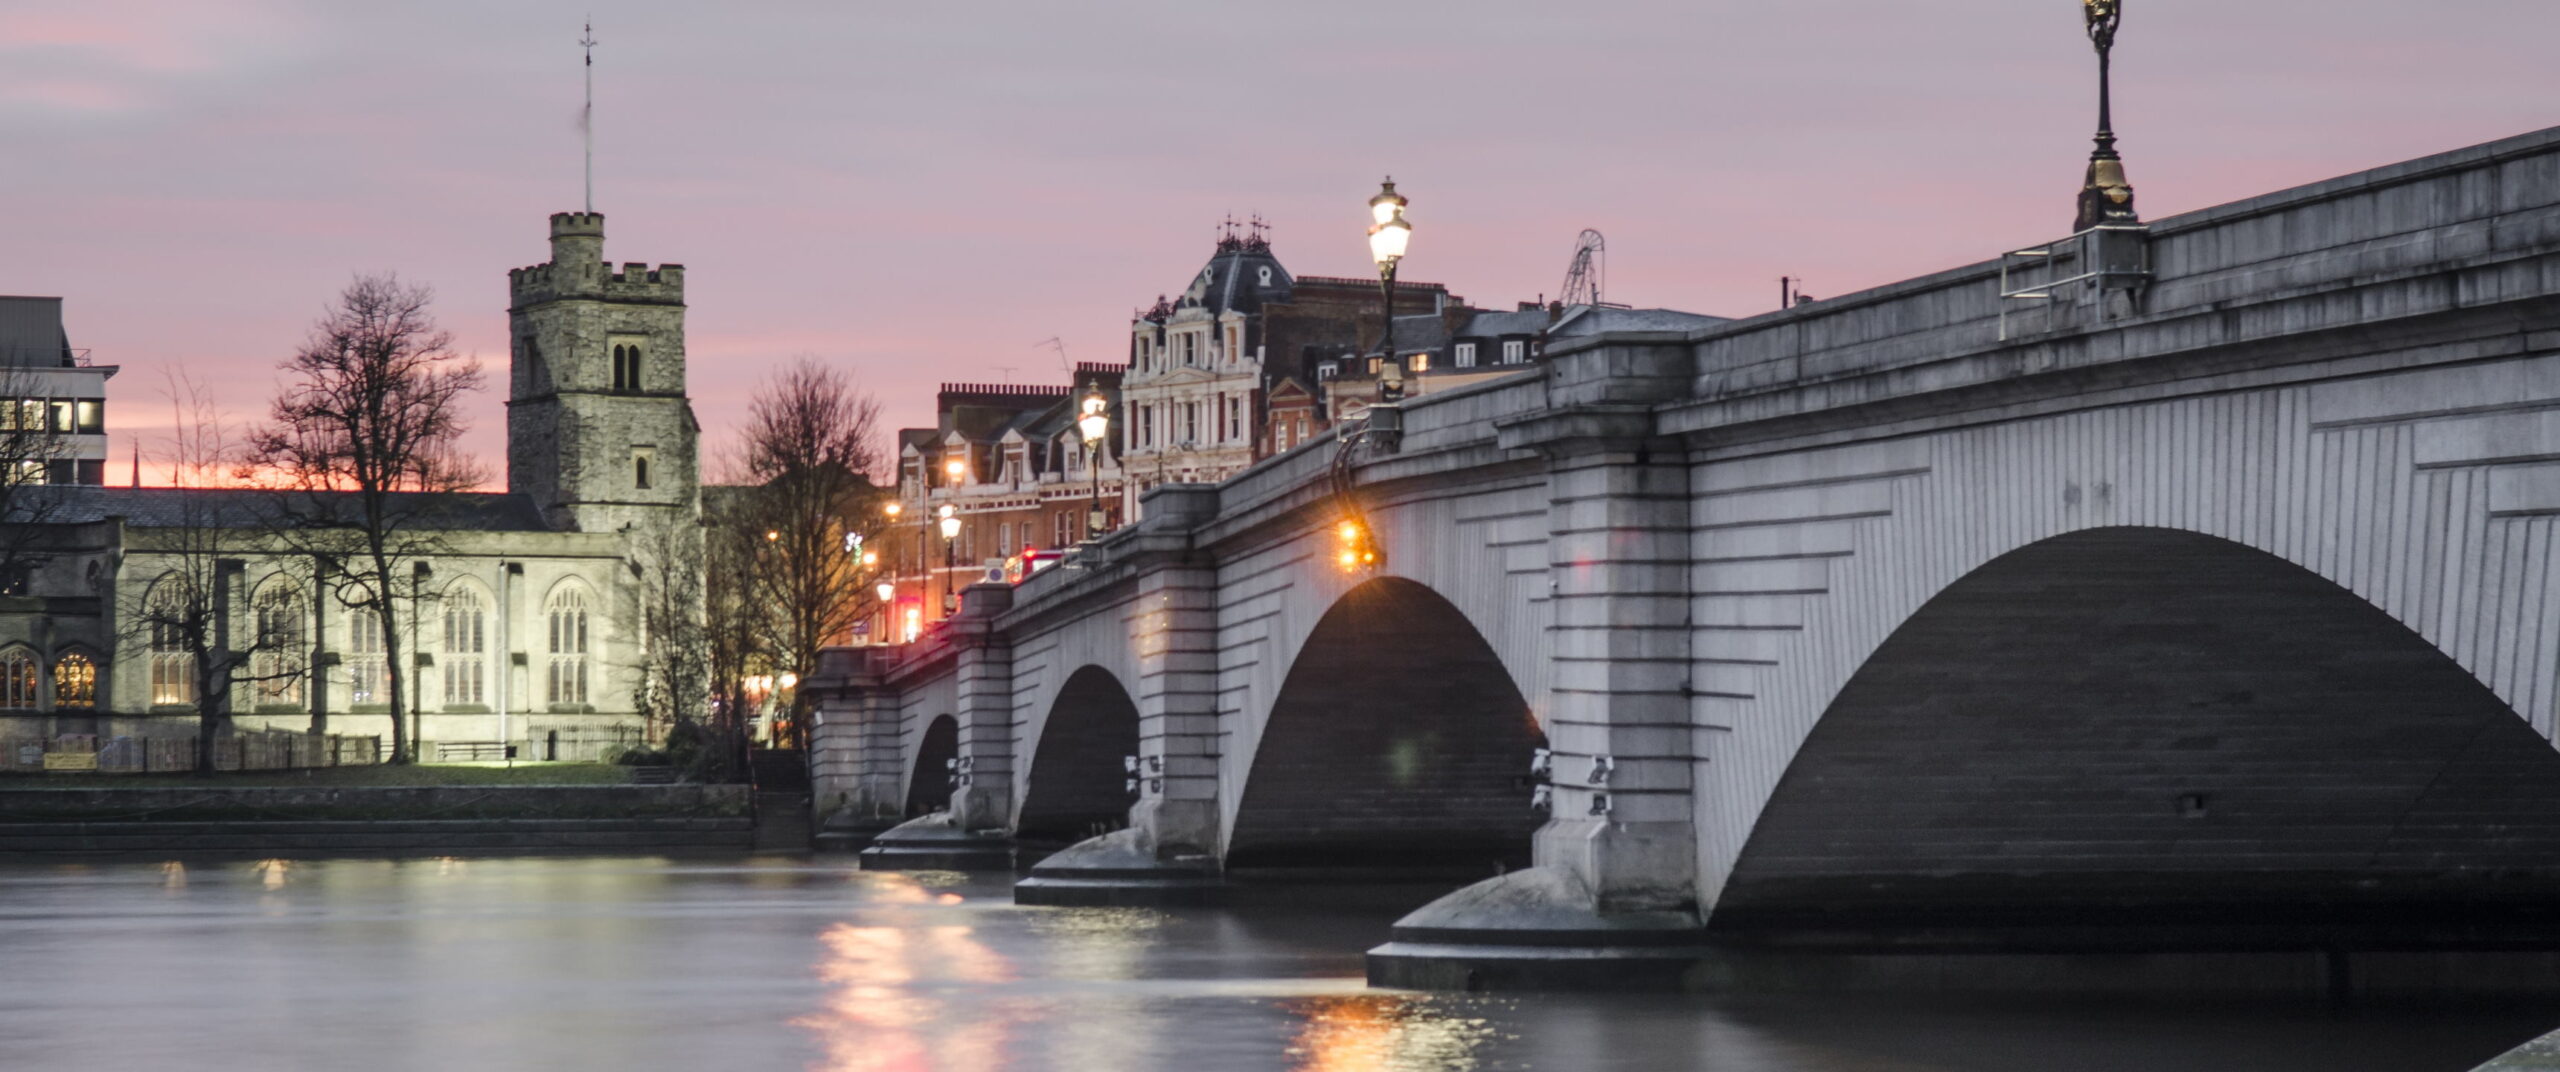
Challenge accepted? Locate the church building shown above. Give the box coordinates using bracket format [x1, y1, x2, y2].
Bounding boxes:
[0, 213, 704, 762]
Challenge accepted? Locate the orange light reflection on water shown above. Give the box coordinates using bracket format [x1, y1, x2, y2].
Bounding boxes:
[1285, 994, 1491, 1072]
[793, 877, 1016, 1072]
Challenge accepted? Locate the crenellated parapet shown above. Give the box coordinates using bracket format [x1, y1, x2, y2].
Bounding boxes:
[506, 212, 686, 308]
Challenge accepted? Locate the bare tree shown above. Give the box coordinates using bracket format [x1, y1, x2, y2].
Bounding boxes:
[246, 274, 485, 763]
[117, 372, 301, 774]
[628, 510, 709, 746]
[701, 482, 765, 746]
[737, 359, 885, 747]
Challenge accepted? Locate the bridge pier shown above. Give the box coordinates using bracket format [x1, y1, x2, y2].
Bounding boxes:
[804, 648, 902, 851]
[860, 582, 1023, 872]
[1020, 494, 1226, 905]
[1370, 340, 1716, 988]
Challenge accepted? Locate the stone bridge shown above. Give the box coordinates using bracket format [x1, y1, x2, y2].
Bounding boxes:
[808, 126, 2560, 991]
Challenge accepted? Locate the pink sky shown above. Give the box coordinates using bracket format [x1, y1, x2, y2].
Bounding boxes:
[3, 1, 2551, 485]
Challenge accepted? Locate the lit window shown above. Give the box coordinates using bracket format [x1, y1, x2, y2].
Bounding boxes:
[1412, 353, 1430, 372]
[149, 579, 200, 705]
[51, 652, 95, 709]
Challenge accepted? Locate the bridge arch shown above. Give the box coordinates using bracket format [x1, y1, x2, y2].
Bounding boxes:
[1714, 525, 2560, 941]
[1015, 666, 1139, 847]
[1226, 576, 1547, 872]
[903, 714, 958, 817]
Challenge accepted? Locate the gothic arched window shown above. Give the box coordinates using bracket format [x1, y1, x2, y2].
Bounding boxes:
[251, 580, 307, 708]
[146, 576, 197, 706]
[611, 344, 644, 392]
[443, 583, 488, 707]
[0, 648, 37, 710]
[347, 604, 388, 707]
[546, 584, 590, 706]
[51, 652, 96, 709]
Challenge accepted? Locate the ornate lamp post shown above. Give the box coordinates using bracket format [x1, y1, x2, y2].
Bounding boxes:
[2075, 0, 2139, 232]
[937, 504, 961, 615]
[1366, 178, 1412, 404]
[1077, 381, 1111, 539]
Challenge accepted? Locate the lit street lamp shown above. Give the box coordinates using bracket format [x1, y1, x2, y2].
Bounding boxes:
[2075, 0, 2138, 232]
[1077, 381, 1111, 539]
[937, 503, 961, 615]
[1367, 177, 1411, 404]
[875, 580, 895, 604]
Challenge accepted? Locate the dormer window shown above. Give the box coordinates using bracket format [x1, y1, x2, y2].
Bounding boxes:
[1502, 340, 1526, 364]
[1258, 267, 1273, 286]
[1455, 343, 1477, 368]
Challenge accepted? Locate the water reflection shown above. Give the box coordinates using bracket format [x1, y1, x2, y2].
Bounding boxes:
[0, 857, 2549, 1072]
[1284, 995, 1493, 1072]
[795, 875, 1017, 1072]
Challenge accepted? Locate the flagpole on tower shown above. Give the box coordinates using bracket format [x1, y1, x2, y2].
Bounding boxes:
[580, 20, 598, 214]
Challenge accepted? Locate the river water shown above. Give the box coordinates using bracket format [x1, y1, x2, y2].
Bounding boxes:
[0, 855, 2550, 1072]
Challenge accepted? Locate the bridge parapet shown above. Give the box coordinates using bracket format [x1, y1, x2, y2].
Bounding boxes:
[1654, 125, 2560, 447]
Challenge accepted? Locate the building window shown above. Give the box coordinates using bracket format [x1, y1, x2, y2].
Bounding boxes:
[1412, 353, 1430, 372]
[444, 585, 486, 707]
[547, 586, 590, 706]
[612, 343, 644, 391]
[144, 578, 197, 706]
[74, 400, 101, 433]
[1503, 340, 1526, 364]
[633, 447, 655, 491]
[999, 522, 1014, 556]
[1258, 267, 1273, 286]
[1455, 343, 1477, 368]
[1317, 363, 1338, 381]
[51, 652, 95, 709]
[0, 649, 36, 710]
[348, 605, 388, 706]
[1226, 396, 1242, 442]
[251, 583, 305, 707]
[1367, 358, 1381, 375]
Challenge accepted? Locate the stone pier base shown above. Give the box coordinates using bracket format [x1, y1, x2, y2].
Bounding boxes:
[1013, 827, 1224, 906]
[854, 812, 1016, 871]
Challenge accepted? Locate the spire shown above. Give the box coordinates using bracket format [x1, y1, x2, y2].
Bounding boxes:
[129, 443, 139, 488]
[580, 20, 599, 214]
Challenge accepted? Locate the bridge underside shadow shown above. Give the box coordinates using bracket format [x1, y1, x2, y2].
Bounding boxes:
[902, 715, 958, 818]
[1016, 667, 1140, 850]
[1717, 527, 2560, 952]
[1228, 576, 1545, 878]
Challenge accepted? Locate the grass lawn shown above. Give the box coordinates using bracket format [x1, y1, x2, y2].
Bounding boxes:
[0, 763, 633, 790]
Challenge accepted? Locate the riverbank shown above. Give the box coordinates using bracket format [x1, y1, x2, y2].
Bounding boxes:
[0, 776, 753, 856]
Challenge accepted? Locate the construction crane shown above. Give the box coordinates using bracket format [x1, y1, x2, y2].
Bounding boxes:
[1559, 230, 1606, 308]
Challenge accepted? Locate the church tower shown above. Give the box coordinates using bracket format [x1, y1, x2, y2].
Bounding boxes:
[505, 212, 702, 533]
